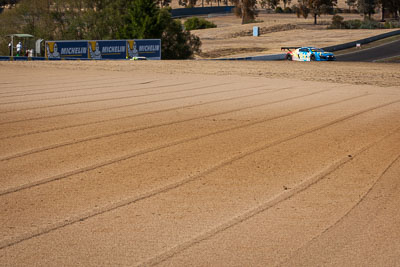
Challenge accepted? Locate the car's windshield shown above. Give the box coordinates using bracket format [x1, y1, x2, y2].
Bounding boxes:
[310, 48, 324, 52]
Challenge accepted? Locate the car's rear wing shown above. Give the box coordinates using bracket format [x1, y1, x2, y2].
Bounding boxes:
[281, 47, 300, 51]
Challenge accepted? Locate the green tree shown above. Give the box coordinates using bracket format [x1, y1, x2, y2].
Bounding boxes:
[118, 0, 165, 39]
[297, 0, 337, 24]
[162, 18, 201, 59]
[267, 0, 280, 9]
[178, 0, 197, 7]
[47, 0, 130, 40]
[0, 0, 55, 38]
[232, 0, 258, 24]
[50, 0, 88, 40]
[345, 0, 356, 11]
[379, 0, 400, 20]
[357, 0, 377, 19]
[118, 2, 201, 59]
[282, 0, 291, 8]
[0, 0, 20, 8]
[157, 0, 171, 7]
[259, 0, 268, 8]
[0, 0, 201, 58]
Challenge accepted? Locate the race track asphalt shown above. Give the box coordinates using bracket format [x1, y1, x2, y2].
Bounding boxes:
[336, 39, 400, 62]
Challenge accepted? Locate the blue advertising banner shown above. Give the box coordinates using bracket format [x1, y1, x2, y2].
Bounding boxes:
[127, 39, 161, 60]
[88, 40, 126, 60]
[45, 41, 88, 59]
[45, 39, 161, 60]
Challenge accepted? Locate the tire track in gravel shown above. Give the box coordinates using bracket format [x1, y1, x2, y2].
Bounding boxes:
[0, 86, 317, 159]
[0, 84, 282, 140]
[0, 82, 266, 126]
[278, 152, 400, 267]
[0, 84, 273, 139]
[139, 125, 400, 267]
[0, 77, 151, 98]
[0, 93, 370, 197]
[0, 75, 128, 94]
[1, 98, 398, 250]
[0, 81, 208, 106]
[0, 79, 158, 101]
[0, 76, 104, 91]
[0, 81, 216, 113]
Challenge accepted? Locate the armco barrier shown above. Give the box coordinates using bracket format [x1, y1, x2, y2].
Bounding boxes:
[0, 56, 46, 61]
[323, 29, 400, 52]
[0, 56, 99, 61]
[171, 6, 234, 18]
[0, 56, 12, 61]
[0, 56, 88, 61]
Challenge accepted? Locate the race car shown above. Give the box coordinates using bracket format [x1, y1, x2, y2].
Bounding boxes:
[129, 56, 147, 60]
[281, 47, 336, 61]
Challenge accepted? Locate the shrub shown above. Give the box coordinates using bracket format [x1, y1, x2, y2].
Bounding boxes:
[344, 19, 362, 29]
[184, 17, 217, 31]
[384, 21, 400, 29]
[291, 5, 299, 16]
[325, 6, 335, 15]
[330, 14, 345, 28]
[275, 6, 283, 13]
[283, 7, 292, 13]
[162, 19, 202, 59]
[335, 8, 343, 13]
[329, 16, 398, 29]
[360, 19, 383, 29]
[242, 19, 263, 24]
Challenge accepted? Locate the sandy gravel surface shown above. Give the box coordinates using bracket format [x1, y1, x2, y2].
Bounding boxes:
[0, 61, 399, 266]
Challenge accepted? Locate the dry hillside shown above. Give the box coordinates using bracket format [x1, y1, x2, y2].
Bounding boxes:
[169, 0, 350, 9]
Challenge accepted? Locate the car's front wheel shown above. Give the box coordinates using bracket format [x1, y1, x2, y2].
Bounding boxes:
[286, 54, 292, 61]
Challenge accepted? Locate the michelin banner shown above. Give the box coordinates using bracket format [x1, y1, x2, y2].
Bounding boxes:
[46, 41, 88, 59]
[126, 39, 161, 59]
[88, 40, 126, 59]
[45, 39, 161, 60]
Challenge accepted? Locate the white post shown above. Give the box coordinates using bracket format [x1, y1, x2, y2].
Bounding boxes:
[11, 35, 14, 57]
[36, 39, 43, 56]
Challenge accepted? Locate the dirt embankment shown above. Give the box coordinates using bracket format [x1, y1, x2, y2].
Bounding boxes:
[190, 13, 393, 58]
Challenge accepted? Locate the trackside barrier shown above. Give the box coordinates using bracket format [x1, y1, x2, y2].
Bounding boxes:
[0, 56, 92, 61]
[0, 56, 47, 61]
[1, 39, 161, 61]
[171, 6, 234, 18]
[45, 39, 161, 60]
[323, 29, 400, 52]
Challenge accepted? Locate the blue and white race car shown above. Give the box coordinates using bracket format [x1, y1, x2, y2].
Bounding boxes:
[281, 47, 336, 61]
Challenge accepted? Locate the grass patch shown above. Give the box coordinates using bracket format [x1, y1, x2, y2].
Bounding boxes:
[375, 55, 400, 63]
[184, 17, 217, 31]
